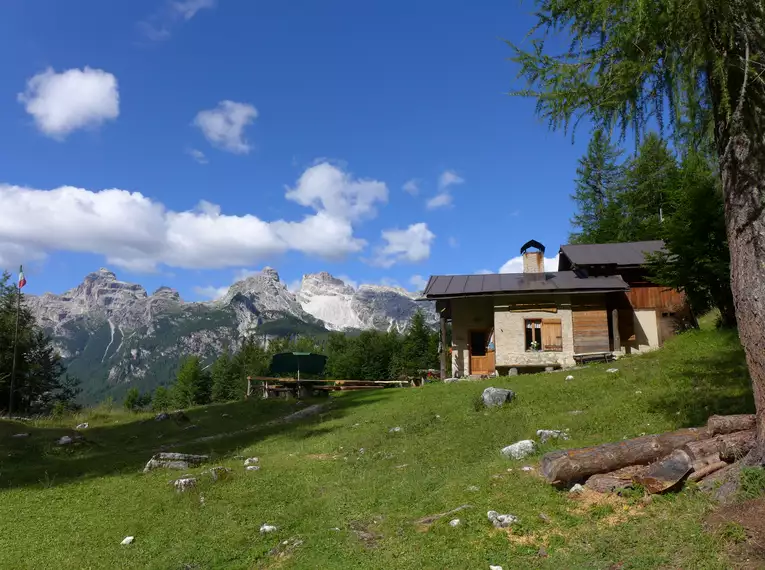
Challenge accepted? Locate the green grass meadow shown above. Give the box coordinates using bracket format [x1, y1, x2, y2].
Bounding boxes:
[0, 324, 755, 569]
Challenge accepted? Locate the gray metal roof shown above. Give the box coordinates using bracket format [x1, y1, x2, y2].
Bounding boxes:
[558, 240, 665, 268]
[423, 271, 628, 299]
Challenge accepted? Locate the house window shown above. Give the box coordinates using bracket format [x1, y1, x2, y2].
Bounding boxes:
[525, 318, 563, 352]
[525, 319, 542, 350]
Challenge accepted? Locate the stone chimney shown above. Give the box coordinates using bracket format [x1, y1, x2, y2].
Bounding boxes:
[520, 240, 545, 274]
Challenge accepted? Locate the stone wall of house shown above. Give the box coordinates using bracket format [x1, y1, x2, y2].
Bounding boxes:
[493, 295, 576, 369]
[449, 296, 494, 376]
[621, 309, 660, 355]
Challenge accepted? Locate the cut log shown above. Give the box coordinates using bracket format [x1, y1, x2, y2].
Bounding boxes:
[707, 414, 756, 435]
[687, 461, 728, 482]
[717, 430, 756, 462]
[634, 449, 693, 494]
[585, 464, 649, 493]
[539, 427, 709, 484]
[683, 430, 756, 465]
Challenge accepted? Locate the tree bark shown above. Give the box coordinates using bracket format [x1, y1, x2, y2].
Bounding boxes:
[714, 40, 765, 464]
[540, 427, 709, 483]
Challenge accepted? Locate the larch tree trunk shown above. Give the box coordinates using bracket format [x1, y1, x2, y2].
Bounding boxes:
[715, 45, 765, 463]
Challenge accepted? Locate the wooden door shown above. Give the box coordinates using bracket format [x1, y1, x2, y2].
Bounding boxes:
[469, 329, 495, 375]
[572, 308, 610, 353]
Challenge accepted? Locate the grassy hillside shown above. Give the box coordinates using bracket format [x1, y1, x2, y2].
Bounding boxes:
[0, 325, 755, 569]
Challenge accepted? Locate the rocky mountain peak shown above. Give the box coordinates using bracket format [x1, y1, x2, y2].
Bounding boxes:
[152, 286, 182, 302]
[261, 267, 280, 281]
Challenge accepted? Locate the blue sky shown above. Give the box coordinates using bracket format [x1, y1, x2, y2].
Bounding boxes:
[0, 0, 593, 300]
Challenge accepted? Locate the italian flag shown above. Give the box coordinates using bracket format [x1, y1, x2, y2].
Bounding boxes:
[18, 266, 27, 289]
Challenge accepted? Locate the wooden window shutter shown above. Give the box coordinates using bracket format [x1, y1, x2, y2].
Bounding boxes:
[542, 319, 563, 352]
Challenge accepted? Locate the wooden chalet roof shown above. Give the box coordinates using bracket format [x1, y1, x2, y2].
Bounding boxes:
[558, 240, 665, 269]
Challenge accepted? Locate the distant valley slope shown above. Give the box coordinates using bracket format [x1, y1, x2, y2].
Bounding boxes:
[26, 268, 434, 402]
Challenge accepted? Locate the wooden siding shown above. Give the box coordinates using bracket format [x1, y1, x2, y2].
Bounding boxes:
[542, 319, 563, 352]
[627, 285, 685, 311]
[572, 308, 610, 353]
[470, 351, 495, 375]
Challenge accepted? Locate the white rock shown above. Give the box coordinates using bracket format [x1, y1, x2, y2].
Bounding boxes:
[246, 465, 260, 471]
[565, 375, 574, 381]
[244, 457, 259, 465]
[606, 368, 619, 374]
[57, 435, 73, 445]
[569, 483, 585, 494]
[466, 485, 480, 492]
[487, 510, 518, 528]
[449, 518, 461, 527]
[521, 466, 534, 472]
[490, 566, 504, 570]
[173, 477, 197, 492]
[500, 440, 536, 460]
[635, 390, 643, 394]
[11, 433, 30, 438]
[536, 429, 570, 444]
[75, 423, 89, 430]
[120, 536, 134, 545]
[389, 426, 402, 433]
[260, 524, 278, 533]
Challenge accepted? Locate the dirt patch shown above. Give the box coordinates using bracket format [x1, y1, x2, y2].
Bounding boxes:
[349, 518, 384, 548]
[706, 497, 765, 569]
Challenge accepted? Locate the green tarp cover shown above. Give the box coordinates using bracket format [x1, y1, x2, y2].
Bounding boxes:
[269, 352, 327, 376]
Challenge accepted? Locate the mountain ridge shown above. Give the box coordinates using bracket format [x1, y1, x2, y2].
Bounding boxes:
[25, 267, 435, 402]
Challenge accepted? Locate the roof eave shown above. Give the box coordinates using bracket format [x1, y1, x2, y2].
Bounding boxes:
[422, 287, 629, 301]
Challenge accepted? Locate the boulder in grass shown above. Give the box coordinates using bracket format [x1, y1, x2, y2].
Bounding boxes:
[143, 452, 209, 473]
[173, 477, 197, 493]
[208, 466, 232, 481]
[481, 387, 515, 408]
[500, 440, 536, 460]
[536, 429, 570, 444]
[121, 536, 134, 545]
[487, 510, 518, 528]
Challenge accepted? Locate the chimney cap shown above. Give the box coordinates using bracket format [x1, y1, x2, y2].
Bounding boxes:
[520, 239, 546, 255]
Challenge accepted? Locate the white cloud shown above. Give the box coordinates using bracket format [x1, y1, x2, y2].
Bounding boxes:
[0, 163, 385, 273]
[438, 170, 464, 190]
[378, 277, 401, 288]
[426, 169, 464, 209]
[193, 101, 258, 154]
[285, 162, 388, 222]
[426, 192, 453, 209]
[193, 284, 229, 300]
[374, 223, 435, 267]
[173, 0, 216, 20]
[475, 268, 493, 275]
[18, 67, 119, 139]
[187, 148, 208, 164]
[402, 179, 419, 195]
[409, 274, 428, 291]
[499, 254, 559, 274]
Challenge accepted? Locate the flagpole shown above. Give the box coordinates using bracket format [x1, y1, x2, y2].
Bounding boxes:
[9, 268, 21, 416]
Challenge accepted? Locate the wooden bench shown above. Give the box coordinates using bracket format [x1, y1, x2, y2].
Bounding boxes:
[573, 352, 615, 365]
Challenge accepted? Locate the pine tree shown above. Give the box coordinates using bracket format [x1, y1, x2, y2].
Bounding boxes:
[172, 355, 203, 408]
[211, 351, 241, 402]
[152, 386, 171, 412]
[570, 130, 625, 244]
[124, 387, 141, 411]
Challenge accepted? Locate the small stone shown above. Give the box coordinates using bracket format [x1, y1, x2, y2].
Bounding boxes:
[244, 457, 259, 466]
[635, 390, 643, 395]
[606, 368, 619, 374]
[155, 412, 170, 421]
[222, 413, 231, 418]
[508, 367, 519, 376]
[565, 375, 575, 381]
[500, 440, 536, 460]
[199, 495, 205, 506]
[521, 466, 534, 472]
[11, 433, 30, 438]
[260, 524, 277, 533]
[330, 527, 341, 531]
[208, 466, 231, 481]
[120, 536, 134, 545]
[466, 485, 480, 492]
[569, 483, 585, 494]
[75, 423, 89, 430]
[359, 448, 365, 454]
[449, 518, 461, 527]
[487, 510, 518, 528]
[173, 477, 197, 492]
[435, 414, 441, 419]
[57, 435, 73, 445]
[482, 387, 516, 408]
[490, 566, 504, 570]
[536, 429, 570, 444]
[568, 410, 584, 415]
[539, 513, 551, 523]
[444, 377, 461, 383]
[538, 547, 548, 558]
[246, 465, 260, 471]
[389, 426, 402, 433]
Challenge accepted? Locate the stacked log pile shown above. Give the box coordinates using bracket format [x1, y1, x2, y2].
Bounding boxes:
[540, 414, 756, 494]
